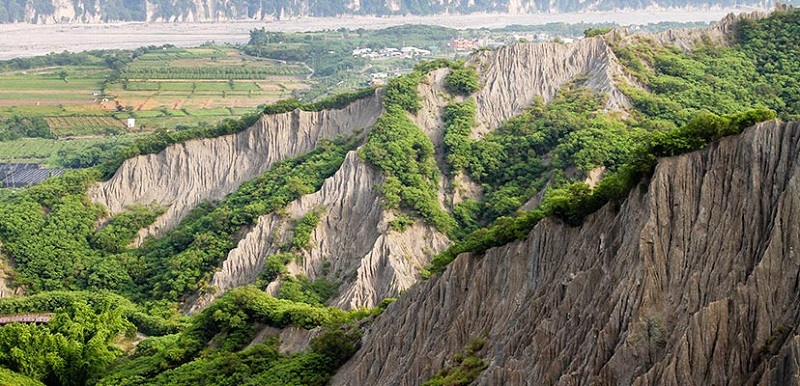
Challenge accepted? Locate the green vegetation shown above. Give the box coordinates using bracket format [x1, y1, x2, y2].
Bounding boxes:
[0, 169, 125, 292]
[442, 99, 477, 173]
[389, 212, 416, 232]
[289, 208, 325, 251]
[737, 9, 800, 117]
[422, 337, 488, 386]
[279, 275, 338, 307]
[0, 291, 180, 386]
[95, 286, 367, 386]
[92, 204, 165, 253]
[364, 59, 480, 235]
[382, 73, 425, 113]
[0, 116, 52, 141]
[0, 11, 798, 386]
[444, 66, 480, 95]
[610, 10, 800, 125]
[584, 27, 613, 37]
[0, 136, 135, 166]
[364, 107, 455, 234]
[255, 253, 296, 287]
[427, 108, 776, 275]
[260, 87, 376, 115]
[0, 367, 44, 386]
[139, 136, 357, 301]
[446, 86, 641, 236]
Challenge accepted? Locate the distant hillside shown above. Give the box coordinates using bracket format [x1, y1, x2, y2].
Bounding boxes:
[0, 0, 783, 23]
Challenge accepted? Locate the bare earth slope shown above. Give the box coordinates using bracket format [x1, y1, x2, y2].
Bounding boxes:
[331, 120, 800, 385]
[471, 36, 629, 135]
[89, 93, 382, 245]
[190, 151, 449, 311]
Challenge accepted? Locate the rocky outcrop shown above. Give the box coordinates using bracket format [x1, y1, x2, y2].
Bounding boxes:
[190, 151, 449, 311]
[654, 8, 771, 49]
[610, 8, 770, 52]
[331, 120, 800, 385]
[470, 37, 630, 136]
[89, 94, 382, 244]
[245, 325, 320, 355]
[0, 253, 18, 299]
[0, 270, 10, 298]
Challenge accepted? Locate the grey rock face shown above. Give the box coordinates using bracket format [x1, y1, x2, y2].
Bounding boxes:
[89, 93, 382, 245]
[190, 152, 450, 311]
[331, 120, 800, 385]
[0, 271, 10, 298]
[470, 37, 630, 136]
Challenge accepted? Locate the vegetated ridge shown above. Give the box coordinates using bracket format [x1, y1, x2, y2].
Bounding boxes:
[333, 118, 800, 384]
[89, 93, 382, 245]
[42, 4, 793, 315]
[190, 151, 450, 311]
[0, 5, 799, 386]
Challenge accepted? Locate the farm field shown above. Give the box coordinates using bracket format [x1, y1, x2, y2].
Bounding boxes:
[108, 47, 310, 113]
[0, 46, 311, 138]
[0, 47, 311, 137]
[0, 46, 313, 164]
[0, 73, 105, 106]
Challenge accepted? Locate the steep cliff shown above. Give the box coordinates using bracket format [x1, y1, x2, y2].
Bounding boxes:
[89, 93, 382, 245]
[331, 120, 800, 385]
[190, 151, 449, 311]
[609, 7, 768, 51]
[470, 37, 630, 136]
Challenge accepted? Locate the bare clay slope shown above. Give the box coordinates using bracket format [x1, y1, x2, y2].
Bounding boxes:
[89, 93, 382, 245]
[470, 36, 630, 135]
[190, 151, 449, 311]
[332, 120, 800, 385]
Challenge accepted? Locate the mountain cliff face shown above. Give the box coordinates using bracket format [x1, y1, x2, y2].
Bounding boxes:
[89, 94, 382, 246]
[470, 36, 630, 136]
[190, 151, 449, 311]
[331, 120, 800, 385]
[92, 33, 634, 309]
[0, 0, 778, 23]
[87, 15, 761, 311]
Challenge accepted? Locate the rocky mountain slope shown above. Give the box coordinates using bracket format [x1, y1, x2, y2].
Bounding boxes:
[190, 151, 450, 311]
[1, 0, 778, 23]
[86, 11, 768, 311]
[90, 31, 635, 310]
[470, 36, 630, 135]
[1, 6, 800, 386]
[89, 94, 382, 246]
[331, 119, 800, 385]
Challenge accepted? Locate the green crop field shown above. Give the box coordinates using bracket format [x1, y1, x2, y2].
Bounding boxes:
[0, 45, 314, 165]
[44, 116, 125, 136]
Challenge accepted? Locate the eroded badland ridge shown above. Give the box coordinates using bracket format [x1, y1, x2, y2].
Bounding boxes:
[332, 120, 800, 385]
[0, 5, 799, 386]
